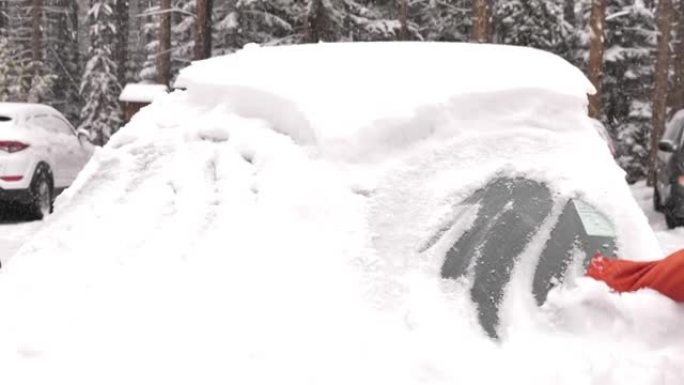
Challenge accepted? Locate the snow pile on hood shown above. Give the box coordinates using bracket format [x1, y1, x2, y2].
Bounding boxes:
[0, 43, 679, 385]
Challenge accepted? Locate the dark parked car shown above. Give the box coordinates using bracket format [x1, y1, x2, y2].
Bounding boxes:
[654, 111, 684, 228]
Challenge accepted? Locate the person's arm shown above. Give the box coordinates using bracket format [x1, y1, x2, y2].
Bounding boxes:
[587, 249, 684, 302]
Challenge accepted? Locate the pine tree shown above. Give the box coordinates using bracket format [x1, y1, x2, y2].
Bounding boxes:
[0, 0, 8, 35]
[0, 36, 21, 101]
[24, 0, 54, 103]
[564, 0, 576, 26]
[79, 0, 121, 146]
[136, 0, 159, 81]
[212, 0, 405, 53]
[134, 0, 196, 85]
[306, 0, 339, 42]
[650, 0, 673, 183]
[560, 0, 585, 68]
[114, 0, 129, 87]
[341, 0, 407, 41]
[305, 0, 408, 42]
[172, 0, 195, 76]
[45, 0, 82, 123]
[600, 1, 656, 181]
[4, 0, 53, 102]
[412, 0, 471, 42]
[215, 0, 304, 51]
[493, 0, 574, 56]
[128, 0, 146, 81]
[0, 0, 20, 100]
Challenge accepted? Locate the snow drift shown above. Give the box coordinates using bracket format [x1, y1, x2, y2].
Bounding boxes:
[0, 43, 680, 385]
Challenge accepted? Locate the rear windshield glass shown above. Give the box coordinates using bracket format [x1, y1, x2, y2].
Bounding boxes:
[438, 177, 616, 339]
[0, 116, 11, 122]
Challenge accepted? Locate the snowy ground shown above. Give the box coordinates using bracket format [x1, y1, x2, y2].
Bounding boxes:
[0, 207, 43, 267]
[630, 181, 684, 255]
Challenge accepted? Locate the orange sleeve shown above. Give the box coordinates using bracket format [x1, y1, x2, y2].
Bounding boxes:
[586, 249, 684, 302]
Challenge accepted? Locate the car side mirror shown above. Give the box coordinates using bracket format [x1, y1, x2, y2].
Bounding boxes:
[659, 140, 677, 153]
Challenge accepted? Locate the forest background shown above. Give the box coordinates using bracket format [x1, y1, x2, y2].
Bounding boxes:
[0, 0, 680, 183]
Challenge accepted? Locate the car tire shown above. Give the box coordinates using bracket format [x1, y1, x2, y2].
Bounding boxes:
[28, 164, 53, 220]
[665, 207, 679, 229]
[654, 186, 664, 212]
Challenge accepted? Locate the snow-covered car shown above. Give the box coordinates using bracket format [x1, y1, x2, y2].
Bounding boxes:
[0, 103, 93, 218]
[0, 43, 678, 384]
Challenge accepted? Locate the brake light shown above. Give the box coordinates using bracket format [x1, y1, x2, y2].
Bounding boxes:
[0, 141, 29, 153]
[0, 176, 23, 182]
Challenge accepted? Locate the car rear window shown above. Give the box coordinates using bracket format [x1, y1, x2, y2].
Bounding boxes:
[0, 115, 11, 122]
[438, 177, 616, 339]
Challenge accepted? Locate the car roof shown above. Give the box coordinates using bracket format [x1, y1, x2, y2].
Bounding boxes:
[176, 42, 596, 146]
[0, 102, 61, 120]
[178, 42, 595, 97]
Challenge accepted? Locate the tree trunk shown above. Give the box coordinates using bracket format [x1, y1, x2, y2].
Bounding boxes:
[671, 0, 684, 112]
[398, 0, 408, 40]
[195, 0, 212, 59]
[564, 0, 575, 27]
[69, 1, 79, 59]
[307, 0, 321, 43]
[31, 0, 42, 64]
[221, 0, 238, 52]
[158, 0, 171, 86]
[651, 0, 674, 185]
[587, 0, 606, 119]
[115, 0, 129, 87]
[0, 0, 7, 35]
[307, 0, 331, 43]
[471, 0, 492, 43]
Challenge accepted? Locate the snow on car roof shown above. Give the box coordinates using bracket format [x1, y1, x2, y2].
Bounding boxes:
[0, 102, 59, 119]
[177, 42, 595, 147]
[119, 83, 168, 103]
[180, 42, 594, 96]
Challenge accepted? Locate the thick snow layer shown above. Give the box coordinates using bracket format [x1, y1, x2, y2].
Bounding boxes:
[118, 83, 168, 103]
[176, 42, 595, 152]
[0, 43, 679, 384]
[0, 214, 40, 266]
[0, 102, 60, 120]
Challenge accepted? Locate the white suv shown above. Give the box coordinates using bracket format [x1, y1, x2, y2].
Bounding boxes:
[0, 103, 93, 219]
